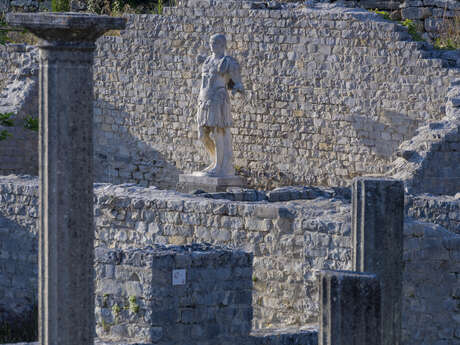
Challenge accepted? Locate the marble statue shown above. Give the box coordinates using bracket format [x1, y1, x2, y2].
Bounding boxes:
[194, 34, 244, 177]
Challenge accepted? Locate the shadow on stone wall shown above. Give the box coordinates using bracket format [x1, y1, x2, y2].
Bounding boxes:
[352, 110, 419, 159]
[93, 100, 180, 189]
[388, 82, 460, 195]
[0, 214, 38, 342]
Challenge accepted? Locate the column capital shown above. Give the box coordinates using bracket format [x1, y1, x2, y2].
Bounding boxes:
[6, 12, 126, 45]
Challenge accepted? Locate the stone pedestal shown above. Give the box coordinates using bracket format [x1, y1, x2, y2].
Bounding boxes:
[95, 244, 253, 344]
[6, 12, 126, 345]
[319, 270, 382, 345]
[351, 177, 404, 345]
[177, 173, 246, 193]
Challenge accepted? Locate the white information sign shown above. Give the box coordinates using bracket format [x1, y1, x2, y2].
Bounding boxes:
[172, 269, 186, 286]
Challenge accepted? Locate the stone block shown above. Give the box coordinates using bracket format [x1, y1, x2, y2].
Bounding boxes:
[319, 270, 382, 345]
[177, 174, 246, 193]
[402, 6, 432, 20]
[94, 243, 253, 344]
[352, 177, 404, 345]
[425, 17, 444, 32]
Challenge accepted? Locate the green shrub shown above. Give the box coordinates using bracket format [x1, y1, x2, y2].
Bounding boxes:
[0, 15, 11, 46]
[370, 8, 391, 21]
[0, 112, 14, 127]
[434, 14, 460, 50]
[128, 296, 140, 313]
[0, 130, 10, 141]
[0, 112, 14, 141]
[24, 116, 39, 131]
[401, 19, 423, 41]
[52, 0, 70, 12]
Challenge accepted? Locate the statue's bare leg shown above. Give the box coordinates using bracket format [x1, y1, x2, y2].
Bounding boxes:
[205, 127, 225, 176]
[198, 126, 216, 172]
[220, 128, 235, 176]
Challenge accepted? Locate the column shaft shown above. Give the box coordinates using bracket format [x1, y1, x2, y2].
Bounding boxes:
[352, 177, 404, 345]
[39, 45, 95, 345]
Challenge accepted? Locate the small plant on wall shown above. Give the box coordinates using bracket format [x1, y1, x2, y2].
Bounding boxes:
[52, 0, 70, 11]
[0, 112, 14, 141]
[0, 14, 11, 45]
[24, 116, 39, 131]
[435, 13, 460, 50]
[0, 113, 39, 141]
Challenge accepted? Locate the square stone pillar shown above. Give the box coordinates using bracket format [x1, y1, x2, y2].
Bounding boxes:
[351, 177, 404, 345]
[319, 270, 382, 345]
[95, 244, 253, 344]
[6, 13, 126, 345]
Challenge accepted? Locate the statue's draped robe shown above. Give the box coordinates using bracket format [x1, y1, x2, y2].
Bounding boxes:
[197, 55, 243, 128]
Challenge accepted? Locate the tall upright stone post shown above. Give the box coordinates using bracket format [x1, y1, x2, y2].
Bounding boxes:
[351, 177, 404, 345]
[319, 270, 382, 345]
[6, 13, 126, 345]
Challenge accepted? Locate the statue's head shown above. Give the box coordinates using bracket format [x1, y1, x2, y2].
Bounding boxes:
[210, 34, 226, 56]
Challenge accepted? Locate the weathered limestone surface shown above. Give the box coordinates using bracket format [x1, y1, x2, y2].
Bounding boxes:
[177, 174, 246, 192]
[6, 12, 126, 345]
[406, 193, 460, 234]
[95, 244, 253, 344]
[92, 181, 352, 329]
[0, 176, 459, 344]
[400, 0, 460, 41]
[389, 79, 460, 195]
[319, 270, 381, 345]
[403, 219, 460, 345]
[0, 176, 352, 330]
[1, 328, 320, 345]
[352, 177, 404, 345]
[0, 176, 37, 327]
[0, 44, 38, 176]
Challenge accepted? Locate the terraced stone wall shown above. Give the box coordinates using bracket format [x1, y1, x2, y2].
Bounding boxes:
[406, 194, 460, 234]
[0, 176, 459, 345]
[92, 1, 456, 189]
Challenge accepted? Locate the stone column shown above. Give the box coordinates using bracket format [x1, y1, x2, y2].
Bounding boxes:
[319, 270, 382, 345]
[6, 13, 125, 345]
[351, 177, 404, 345]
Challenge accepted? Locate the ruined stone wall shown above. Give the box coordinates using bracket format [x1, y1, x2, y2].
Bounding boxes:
[0, 175, 352, 329]
[0, 44, 38, 176]
[343, 0, 460, 42]
[1, 175, 459, 344]
[0, 2, 458, 190]
[0, 176, 37, 326]
[401, 0, 460, 42]
[92, 1, 456, 189]
[406, 194, 460, 234]
[0, 44, 32, 96]
[93, 182, 352, 328]
[403, 219, 460, 345]
[388, 78, 460, 195]
[95, 244, 253, 344]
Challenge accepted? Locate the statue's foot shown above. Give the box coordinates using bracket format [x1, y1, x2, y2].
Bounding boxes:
[193, 167, 218, 177]
[203, 168, 219, 177]
[202, 164, 215, 172]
